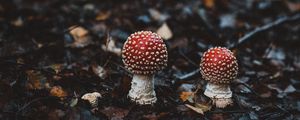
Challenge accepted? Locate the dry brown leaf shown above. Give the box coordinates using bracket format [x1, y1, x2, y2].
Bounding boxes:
[185, 103, 211, 115]
[285, 1, 300, 12]
[70, 26, 88, 38]
[180, 91, 194, 102]
[11, 17, 23, 27]
[25, 70, 49, 90]
[203, 0, 215, 9]
[50, 86, 68, 98]
[156, 23, 173, 40]
[185, 104, 204, 114]
[68, 26, 92, 48]
[96, 11, 111, 21]
[195, 103, 212, 112]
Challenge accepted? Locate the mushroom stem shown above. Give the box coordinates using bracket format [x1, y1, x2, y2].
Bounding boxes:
[128, 74, 157, 105]
[204, 82, 233, 108]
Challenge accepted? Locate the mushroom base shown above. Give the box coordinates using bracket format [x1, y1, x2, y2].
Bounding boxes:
[204, 83, 233, 108]
[128, 74, 157, 105]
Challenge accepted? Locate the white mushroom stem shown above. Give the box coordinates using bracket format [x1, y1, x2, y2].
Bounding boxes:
[128, 74, 157, 105]
[204, 82, 233, 108]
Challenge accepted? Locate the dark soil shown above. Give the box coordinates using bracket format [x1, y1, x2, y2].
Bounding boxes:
[0, 0, 300, 120]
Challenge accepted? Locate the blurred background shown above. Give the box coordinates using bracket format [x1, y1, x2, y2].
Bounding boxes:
[0, 0, 300, 119]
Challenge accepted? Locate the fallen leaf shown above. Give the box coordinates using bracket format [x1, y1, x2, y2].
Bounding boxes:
[185, 104, 210, 115]
[156, 23, 173, 40]
[285, 1, 300, 12]
[81, 92, 102, 107]
[194, 103, 211, 112]
[96, 11, 111, 21]
[11, 17, 23, 27]
[148, 8, 169, 22]
[67, 26, 92, 48]
[70, 26, 88, 38]
[203, 0, 215, 9]
[50, 86, 68, 99]
[284, 85, 296, 93]
[219, 14, 236, 28]
[180, 92, 194, 102]
[25, 70, 49, 90]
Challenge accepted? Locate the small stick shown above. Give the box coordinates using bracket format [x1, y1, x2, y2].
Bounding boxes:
[229, 13, 300, 49]
[177, 69, 200, 80]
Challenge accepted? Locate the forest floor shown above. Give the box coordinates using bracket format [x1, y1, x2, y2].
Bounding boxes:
[0, 0, 300, 120]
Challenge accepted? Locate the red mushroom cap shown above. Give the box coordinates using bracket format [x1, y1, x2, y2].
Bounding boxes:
[122, 31, 168, 75]
[200, 47, 238, 84]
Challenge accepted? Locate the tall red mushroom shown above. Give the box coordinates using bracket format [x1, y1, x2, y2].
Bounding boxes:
[200, 47, 238, 108]
[122, 31, 168, 105]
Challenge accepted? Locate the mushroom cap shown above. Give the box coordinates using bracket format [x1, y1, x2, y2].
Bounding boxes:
[122, 31, 168, 75]
[200, 47, 238, 84]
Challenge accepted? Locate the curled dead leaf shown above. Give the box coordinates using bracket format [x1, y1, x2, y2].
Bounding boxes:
[180, 91, 194, 103]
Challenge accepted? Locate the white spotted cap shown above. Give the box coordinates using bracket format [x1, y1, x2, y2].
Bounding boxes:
[122, 31, 168, 75]
[200, 47, 238, 84]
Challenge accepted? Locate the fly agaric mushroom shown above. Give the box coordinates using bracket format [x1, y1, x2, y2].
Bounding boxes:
[200, 47, 238, 108]
[122, 31, 168, 105]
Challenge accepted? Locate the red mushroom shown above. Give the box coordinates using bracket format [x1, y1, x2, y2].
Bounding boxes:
[200, 47, 238, 108]
[122, 31, 168, 105]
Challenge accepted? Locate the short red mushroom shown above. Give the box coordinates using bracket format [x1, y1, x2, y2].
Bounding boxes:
[200, 47, 238, 108]
[122, 31, 168, 105]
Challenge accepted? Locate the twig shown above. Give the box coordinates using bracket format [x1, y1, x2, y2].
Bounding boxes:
[229, 13, 300, 49]
[177, 69, 200, 80]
